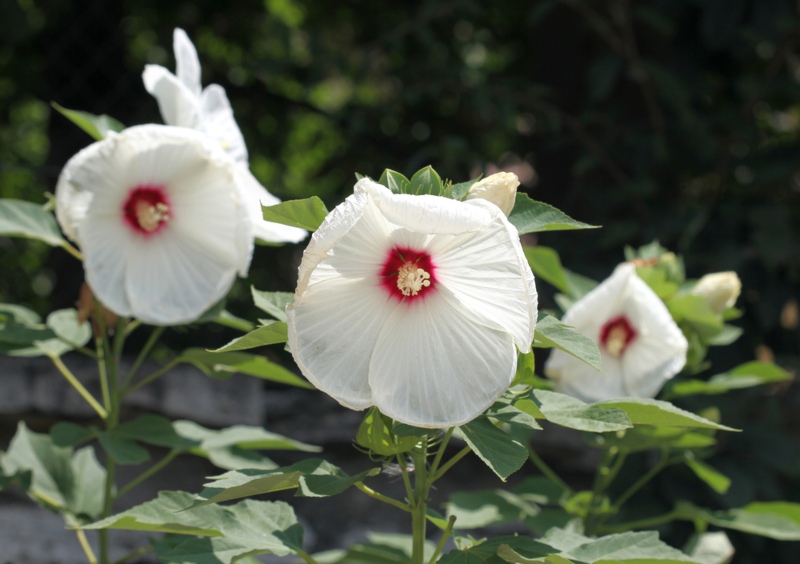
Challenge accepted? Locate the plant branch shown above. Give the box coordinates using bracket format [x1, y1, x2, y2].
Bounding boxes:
[75, 528, 98, 564]
[116, 450, 180, 499]
[432, 446, 471, 482]
[527, 444, 573, 494]
[124, 358, 180, 396]
[49, 354, 107, 419]
[598, 509, 681, 534]
[429, 515, 457, 564]
[122, 326, 165, 391]
[354, 481, 410, 513]
[112, 545, 153, 564]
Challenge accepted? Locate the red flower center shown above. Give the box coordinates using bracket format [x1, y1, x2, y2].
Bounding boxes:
[379, 246, 437, 302]
[599, 315, 637, 357]
[122, 185, 171, 235]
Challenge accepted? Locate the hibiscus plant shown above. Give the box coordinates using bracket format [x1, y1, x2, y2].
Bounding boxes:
[1, 27, 799, 564]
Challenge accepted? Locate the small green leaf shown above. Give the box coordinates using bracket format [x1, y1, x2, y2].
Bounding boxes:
[598, 397, 738, 431]
[34, 308, 92, 356]
[684, 456, 731, 494]
[508, 194, 599, 234]
[178, 348, 313, 389]
[676, 501, 800, 541]
[211, 321, 289, 352]
[440, 536, 553, 564]
[534, 315, 602, 371]
[667, 361, 792, 398]
[378, 169, 411, 194]
[52, 102, 124, 140]
[0, 199, 65, 246]
[95, 429, 151, 465]
[113, 414, 194, 450]
[251, 288, 294, 322]
[408, 165, 445, 196]
[532, 390, 632, 433]
[262, 197, 328, 231]
[459, 417, 528, 481]
[356, 408, 421, 456]
[668, 295, 723, 338]
[51, 422, 93, 447]
[450, 176, 482, 200]
[525, 246, 570, 294]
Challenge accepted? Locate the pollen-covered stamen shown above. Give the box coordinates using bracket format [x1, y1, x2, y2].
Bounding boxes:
[135, 200, 170, 232]
[379, 245, 437, 301]
[600, 315, 637, 357]
[397, 263, 431, 296]
[123, 185, 172, 235]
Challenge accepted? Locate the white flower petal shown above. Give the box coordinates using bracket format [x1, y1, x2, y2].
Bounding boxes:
[429, 200, 537, 352]
[288, 276, 396, 409]
[173, 28, 202, 98]
[551, 352, 628, 402]
[234, 167, 307, 245]
[142, 65, 201, 129]
[200, 84, 248, 163]
[79, 215, 132, 317]
[369, 292, 517, 428]
[124, 232, 237, 325]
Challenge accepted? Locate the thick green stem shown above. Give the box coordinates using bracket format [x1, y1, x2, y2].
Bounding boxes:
[49, 355, 107, 419]
[410, 442, 429, 564]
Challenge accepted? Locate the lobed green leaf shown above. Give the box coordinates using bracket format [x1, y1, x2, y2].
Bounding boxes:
[459, 417, 528, 481]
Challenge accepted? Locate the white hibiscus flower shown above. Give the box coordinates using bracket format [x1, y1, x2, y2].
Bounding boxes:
[55, 124, 253, 326]
[143, 28, 305, 244]
[286, 178, 538, 428]
[545, 263, 688, 402]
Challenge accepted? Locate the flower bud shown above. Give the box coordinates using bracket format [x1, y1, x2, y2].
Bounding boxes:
[690, 271, 741, 314]
[465, 172, 519, 216]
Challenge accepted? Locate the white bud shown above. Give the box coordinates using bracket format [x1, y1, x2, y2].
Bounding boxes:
[465, 172, 519, 216]
[690, 272, 742, 314]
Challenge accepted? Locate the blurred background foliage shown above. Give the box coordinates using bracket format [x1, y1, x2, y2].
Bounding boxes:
[1, 0, 799, 560]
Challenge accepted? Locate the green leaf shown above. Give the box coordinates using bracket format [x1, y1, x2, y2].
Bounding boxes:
[0, 467, 31, 494]
[487, 400, 543, 431]
[408, 165, 445, 196]
[676, 501, 800, 541]
[508, 194, 599, 234]
[251, 288, 294, 322]
[52, 102, 123, 140]
[262, 197, 328, 231]
[602, 426, 716, 454]
[210, 321, 288, 352]
[51, 422, 93, 447]
[356, 408, 421, 456]
[446, 489, 539, 529]
[684, 456, 731, 494]
[450, 176, 482, 200]
[537, 529, 697, 563]
[597, 398, 738, 431]
[1, 423, 105, 519]
[525, 246, 570, 294]
[95, 429, 151, 465]
[440, 536, 553, 564]
[34, 308, 92, 356]
[113, 414, 195, 450]
[378, 169, 411, 194]
[178, 348, 313, 388]
[532, 390, 632, 433]
[534, 315, 602, 371]
[192, 458, 378, 507]
[0, 199, 65, 246]
[666, 361, 792, 397]
[459, 417, 528, 481]
[667, 295, 723, 338]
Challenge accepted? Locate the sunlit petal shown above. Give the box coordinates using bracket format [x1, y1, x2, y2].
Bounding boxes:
[173, 28, 202, 98]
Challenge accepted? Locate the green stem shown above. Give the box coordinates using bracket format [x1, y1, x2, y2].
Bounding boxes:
[586, 448, 626, 535]
[354, 481, 410, 513]
[431, 446, 470, 482]
[95, 336, 111, 414]
[429, 515, 456, 564]
[116, 450, 180, 499]
[611, 449, 670, 512]
[49, 355, 107, 419]
[397, 454, 415, 504]
[99, 456, 116, 564]
[124, 358, 180, 396]
[76, 529, 98, 564]
[61, 241, 84, 261]
[598, 509, 681, 534]
[527, 444, 573, 494]
[121, 326, 165, 391]
[410, 442, 429, 564]
[428, 428, 454, 477]
[294, 549, 321, 564]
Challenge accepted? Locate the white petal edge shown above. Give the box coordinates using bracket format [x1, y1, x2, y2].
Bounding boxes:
[173, 28, 202, 98]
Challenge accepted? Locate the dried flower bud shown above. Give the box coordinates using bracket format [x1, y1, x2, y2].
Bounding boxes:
[690, 272, 741, 314]
[465, 172, 520, 216]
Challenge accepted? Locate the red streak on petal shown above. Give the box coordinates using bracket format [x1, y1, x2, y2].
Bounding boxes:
[122, 185, 171, 236]
[379, 246, 437, 302]
[599, 314, 638, 356]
